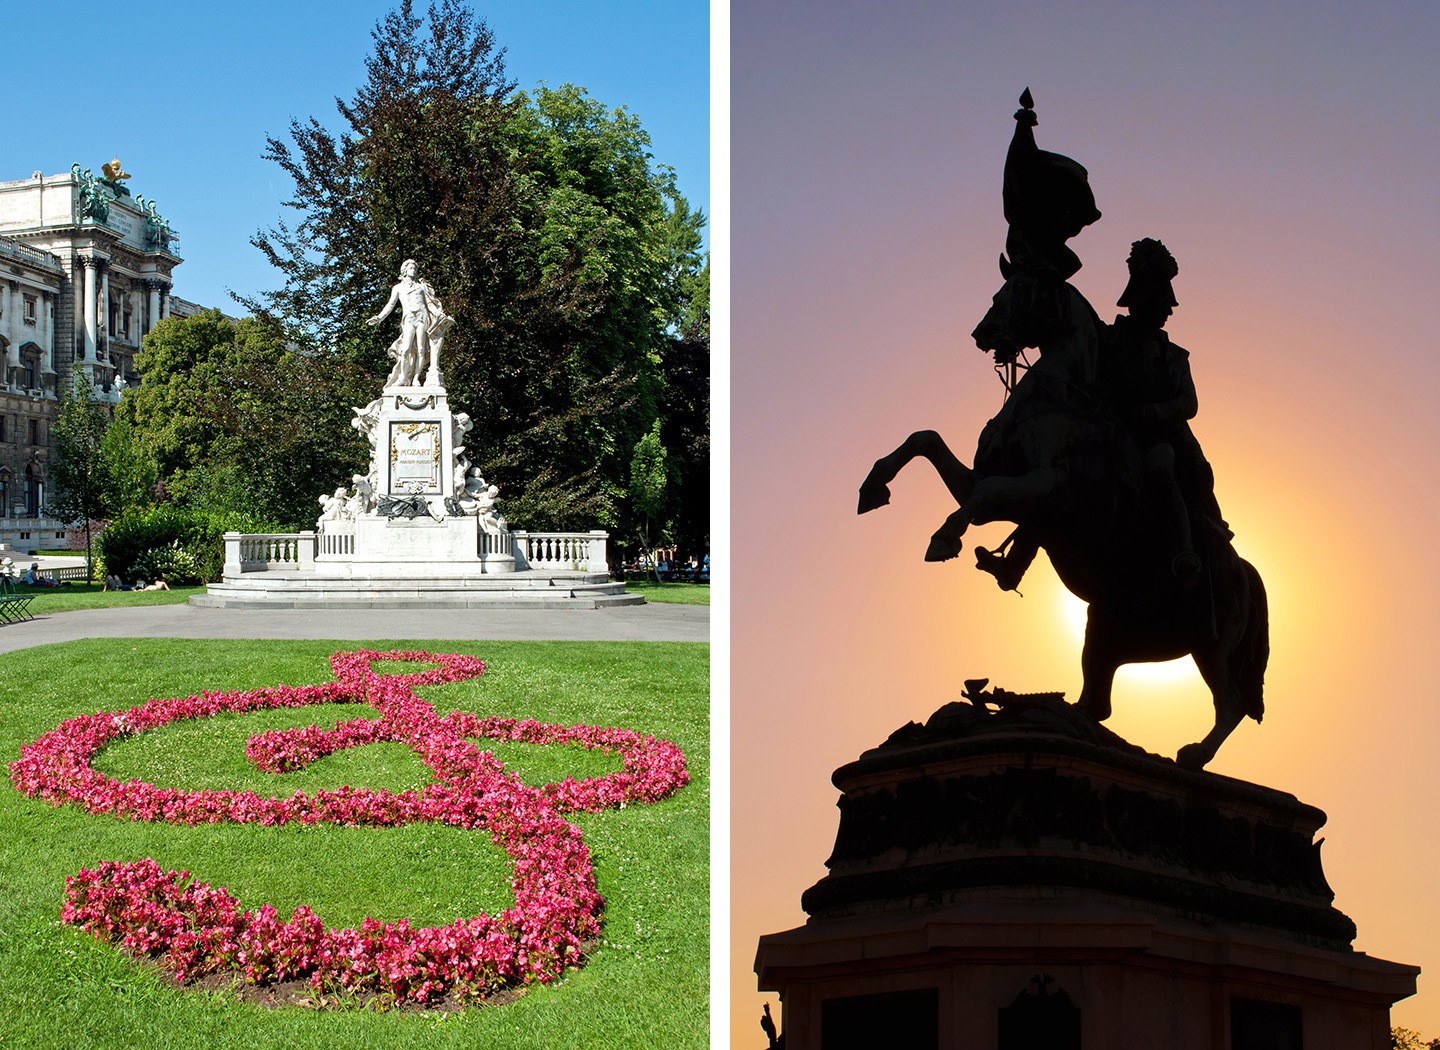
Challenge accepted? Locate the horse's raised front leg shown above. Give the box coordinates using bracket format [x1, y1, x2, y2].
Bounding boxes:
[925, 508, 970, 562]
[859, 430, 975, 514]
[924, 468, 1058, 562]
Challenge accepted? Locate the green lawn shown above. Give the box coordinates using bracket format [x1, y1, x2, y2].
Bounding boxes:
[0, 639, 708, 1049]
[10, 582, 202, 613]
[621, 580, 710, 606]
[13, 580, 710, 612]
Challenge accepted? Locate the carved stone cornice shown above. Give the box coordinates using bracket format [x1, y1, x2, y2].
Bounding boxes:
[805, 697, 1357, 950]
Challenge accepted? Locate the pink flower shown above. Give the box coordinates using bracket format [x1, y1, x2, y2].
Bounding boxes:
[12, 649, 689, 1004]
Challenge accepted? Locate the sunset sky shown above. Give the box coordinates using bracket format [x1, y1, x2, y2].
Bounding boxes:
[731, 1, 1440, 1042]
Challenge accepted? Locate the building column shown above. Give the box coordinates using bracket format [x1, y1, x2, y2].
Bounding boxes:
[100, 264, 111, 351]
[161, 282, 171, 320]
[41, 292, 54, 380]
[3, 281, 16, 381]
[80, 257, 98, 360]
[143, 280, 158, 335]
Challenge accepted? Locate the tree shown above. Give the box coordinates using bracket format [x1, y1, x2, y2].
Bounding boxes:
[629, 419, 668, 577]
[1393, 1028, 1440, 1050]
[119, 311, 371, 527]
[243, 0, 707, 538]
[48, 377, 112, 578]
[658, 251, 709, 557]
[97, 414, 158, 519]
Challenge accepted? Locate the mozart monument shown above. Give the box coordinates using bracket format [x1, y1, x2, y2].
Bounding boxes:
[754, 91, 1415, 1049]
[196, 259, 635, 609]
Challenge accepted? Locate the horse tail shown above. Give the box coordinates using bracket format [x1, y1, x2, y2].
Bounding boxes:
[1239, 558, 1269, 722]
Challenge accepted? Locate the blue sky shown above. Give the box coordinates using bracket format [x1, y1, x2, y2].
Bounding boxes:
[9, 0, 709, 312]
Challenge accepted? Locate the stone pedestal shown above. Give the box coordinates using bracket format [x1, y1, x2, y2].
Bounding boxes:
[351, 515, 476, 563]
[755, 695, 1416, 1049]
[373, 385, 453, 511]
[314, 382, 517, 573]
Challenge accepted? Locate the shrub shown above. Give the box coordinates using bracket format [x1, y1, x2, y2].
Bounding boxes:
[98, 507, 282, 584]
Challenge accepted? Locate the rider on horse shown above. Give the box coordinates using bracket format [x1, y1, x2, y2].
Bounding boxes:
[975, 237, 1229, 592]
[1106, 239, 1230, 583]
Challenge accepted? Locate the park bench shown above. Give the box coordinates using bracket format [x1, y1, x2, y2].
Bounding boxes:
[0, 577, 35, 624]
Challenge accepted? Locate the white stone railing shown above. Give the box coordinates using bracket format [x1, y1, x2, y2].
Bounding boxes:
[481, 524, 512, 558]
[318, 522, 355, 558]
[0, 237, 63, 273]
[512, 530, 608, 573]
[222, 531, 316, 576]
[222, 528, 608, 574]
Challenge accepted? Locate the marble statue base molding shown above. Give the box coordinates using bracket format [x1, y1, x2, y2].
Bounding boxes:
[756, 900, 1415, 1050]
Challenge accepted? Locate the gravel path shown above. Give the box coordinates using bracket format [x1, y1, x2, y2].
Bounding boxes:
[0, 602, 708, 654]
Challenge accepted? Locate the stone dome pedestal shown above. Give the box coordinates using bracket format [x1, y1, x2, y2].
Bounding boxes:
[755, 691, 1416, 1050]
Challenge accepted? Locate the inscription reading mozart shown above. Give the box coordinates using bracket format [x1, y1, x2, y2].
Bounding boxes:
[389, 420, 442, 492]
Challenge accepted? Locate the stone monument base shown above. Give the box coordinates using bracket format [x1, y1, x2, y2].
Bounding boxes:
[343, 515, 513, 569]
[197, 528, 636, 609]
[193, 569, 635, 609]
[757, 898, 1414, 1050]
[755, 691, 1416, 1048]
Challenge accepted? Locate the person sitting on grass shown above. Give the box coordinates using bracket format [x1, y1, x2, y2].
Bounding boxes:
[23, 564, 60, 588]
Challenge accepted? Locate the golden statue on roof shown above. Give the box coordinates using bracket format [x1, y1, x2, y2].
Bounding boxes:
[101, 157, 131, 183]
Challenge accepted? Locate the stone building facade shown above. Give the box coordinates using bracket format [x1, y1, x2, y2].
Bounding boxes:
[0, 163, 200, 551]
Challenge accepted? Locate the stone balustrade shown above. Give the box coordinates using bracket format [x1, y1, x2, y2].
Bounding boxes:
[0, 238, 63, 273]
[481, 525, 512, 559]
[224, 528, 608, 575]
[318, 523, 355, 558]
[512, 530, 608, 572]
[222, 531, 316, 577]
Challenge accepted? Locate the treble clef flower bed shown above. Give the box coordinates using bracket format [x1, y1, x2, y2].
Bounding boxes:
[7, 650, 689, 1005]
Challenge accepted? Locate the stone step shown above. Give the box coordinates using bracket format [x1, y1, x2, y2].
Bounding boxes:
[191, 569, 643, 609]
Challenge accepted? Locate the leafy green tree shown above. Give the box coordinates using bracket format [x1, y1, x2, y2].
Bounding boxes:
[244, 0, 707, 537]
[119, 311, 370, 527]
[97, 414, 158, 518]
[48, 377, 113, 577]
[658, 248, 709, 557]
[629, 419, 668, 577]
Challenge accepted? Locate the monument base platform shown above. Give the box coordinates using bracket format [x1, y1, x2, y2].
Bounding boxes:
[756, 900, 1415, 1050]
[756, 691, 1416, 1048]
[192, 569, 642, 609]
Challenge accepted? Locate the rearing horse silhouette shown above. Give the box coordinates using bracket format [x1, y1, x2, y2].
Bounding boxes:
[858, 266, 1267, 769]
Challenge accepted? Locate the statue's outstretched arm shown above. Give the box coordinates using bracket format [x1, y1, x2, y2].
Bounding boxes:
[367, 285, 400, 326]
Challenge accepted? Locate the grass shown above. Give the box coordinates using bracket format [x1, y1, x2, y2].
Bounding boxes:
[621, 580, 710, 606]
[12, 579, 711, 612]
[0, 639, 708, 1049]
[9, 582, 202, 613]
